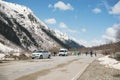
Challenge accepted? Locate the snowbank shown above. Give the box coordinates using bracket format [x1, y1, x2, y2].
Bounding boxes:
[12, 53, 20, 56]
[0, 53, 5, 60]
[98, 55, 120, 70]
[0, 43, 18, 53]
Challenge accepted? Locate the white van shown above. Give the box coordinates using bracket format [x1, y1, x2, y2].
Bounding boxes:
[58, 48, 68, 56]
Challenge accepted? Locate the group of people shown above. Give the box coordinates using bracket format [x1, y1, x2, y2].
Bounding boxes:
[85, 51, 97, 57]
[74, 50, 97, 57]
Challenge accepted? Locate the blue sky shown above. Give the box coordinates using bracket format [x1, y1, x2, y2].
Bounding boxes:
[5, 0, 120, 47]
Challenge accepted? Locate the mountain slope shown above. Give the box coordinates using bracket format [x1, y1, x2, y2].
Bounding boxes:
[0, 0, 61, 51]
[0, 0, 84, 52]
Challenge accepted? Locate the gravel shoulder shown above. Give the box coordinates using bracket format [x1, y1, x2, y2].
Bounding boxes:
[77, 60, 120, 80]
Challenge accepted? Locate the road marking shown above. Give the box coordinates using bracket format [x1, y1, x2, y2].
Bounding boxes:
[71, 64, 90, 80]
[71, 70, 82, 80]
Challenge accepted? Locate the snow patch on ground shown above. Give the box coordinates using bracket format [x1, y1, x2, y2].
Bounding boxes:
[0, 53, 5, 60]
[0, 42, 18, 53]
[98, 55, 120, 70]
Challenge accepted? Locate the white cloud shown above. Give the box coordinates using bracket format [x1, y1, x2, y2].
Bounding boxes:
[68, 29, 79, 34]
[48, 4, 53, 8]
[102, 35, 116, 42]
[91, 39, 104, 46]
[44, 18, 56, 24]
[102, 24, 120, 42]
[74, 39, 105, 47]
[82, 28, 86, 32]
[109, 1, 120, 15]
[59, 22, 67, 28]
[59, 22, 79, 34]
[54, 1, 74, 11]
[92, 8, 101, 14]
[102, 1, 111, 10]
[106, 27, 116, 37]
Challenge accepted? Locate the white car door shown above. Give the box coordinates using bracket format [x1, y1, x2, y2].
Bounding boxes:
[42, 51, 46, 58]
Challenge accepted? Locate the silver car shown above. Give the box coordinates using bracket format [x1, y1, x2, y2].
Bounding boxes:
[31, 50, 51, 59]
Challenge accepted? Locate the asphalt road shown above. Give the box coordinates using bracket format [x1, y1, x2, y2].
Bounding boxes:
[0, 54, 102, 80]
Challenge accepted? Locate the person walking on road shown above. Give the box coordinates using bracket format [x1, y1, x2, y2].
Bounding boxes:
[94, 52, 97, 57]
[85, 52, 88, 56]
[78, 51, 81, 56]
[90, 51, 93, 57]
[54, 52, 57, 56]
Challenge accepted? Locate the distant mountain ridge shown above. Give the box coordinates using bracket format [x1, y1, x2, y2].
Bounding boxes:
[0, 0, 84, 52]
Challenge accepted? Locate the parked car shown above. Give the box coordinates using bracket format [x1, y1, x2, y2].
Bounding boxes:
[31, 50, 51, 59]
[58, 48, 68, 56]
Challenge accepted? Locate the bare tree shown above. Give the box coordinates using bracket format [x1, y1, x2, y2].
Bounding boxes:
[116, 26, 120, 42]
[115, 26, 120, 52]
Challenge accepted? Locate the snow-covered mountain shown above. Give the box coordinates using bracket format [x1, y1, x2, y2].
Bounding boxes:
[51, 29, 84, 48]
[40, 27, 84, 49]
[53, 29, 69, 41]
[0, 0, 83, 53]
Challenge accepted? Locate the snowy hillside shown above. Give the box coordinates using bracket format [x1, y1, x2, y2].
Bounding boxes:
[0, 0, 83, 53]
[48, 29, 84, 48]
[53, 29, 69, 41]
[0, 0, 61, 52]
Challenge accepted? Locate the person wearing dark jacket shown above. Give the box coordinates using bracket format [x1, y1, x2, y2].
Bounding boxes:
[90, 51, 93, 57]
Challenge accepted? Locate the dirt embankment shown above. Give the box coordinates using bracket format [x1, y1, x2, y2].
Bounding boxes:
[77, 60, 120, 80]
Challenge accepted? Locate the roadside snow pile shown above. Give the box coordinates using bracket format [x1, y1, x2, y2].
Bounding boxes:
[0, 43, 18, 53]
[98, 55, 120, 70]
[0, 53, 5, 60]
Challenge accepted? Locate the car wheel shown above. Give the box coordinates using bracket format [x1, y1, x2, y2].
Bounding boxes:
[48, 55, 51, 59]
[32, 57, 34, 59]
[39, 55, 43, 59]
